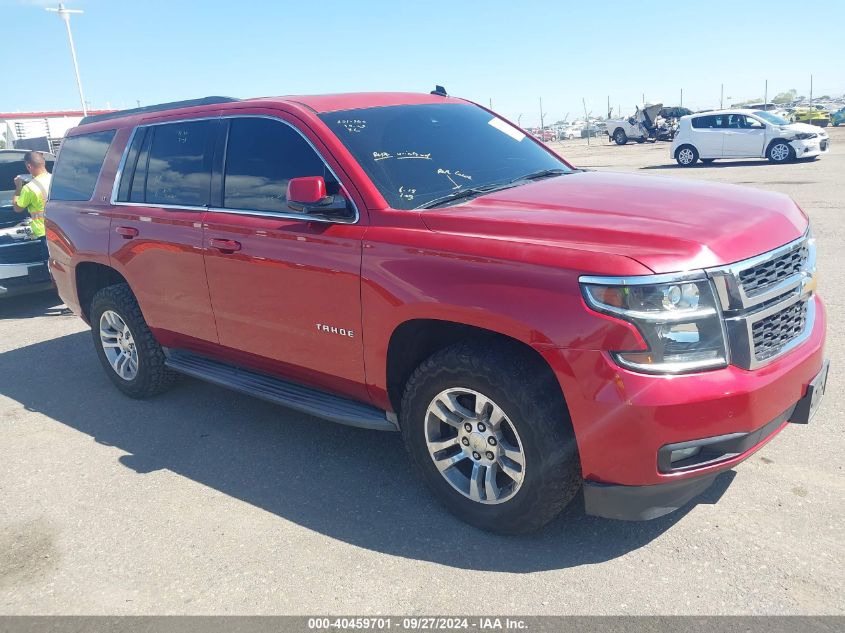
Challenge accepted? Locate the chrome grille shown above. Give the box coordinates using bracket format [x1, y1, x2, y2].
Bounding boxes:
[738, 243, 808, 296]
[751, 301, 808, 361]
[707, 233, 815, 370]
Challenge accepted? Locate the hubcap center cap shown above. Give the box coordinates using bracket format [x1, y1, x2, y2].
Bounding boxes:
[468, 432, 488, 454]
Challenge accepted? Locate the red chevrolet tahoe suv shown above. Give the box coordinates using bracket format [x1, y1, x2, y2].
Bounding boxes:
[45, 92, 828, 533]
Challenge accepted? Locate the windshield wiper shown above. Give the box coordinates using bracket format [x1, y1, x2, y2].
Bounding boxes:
[508, 168, 570, 184]
[416, 181, 518, 210]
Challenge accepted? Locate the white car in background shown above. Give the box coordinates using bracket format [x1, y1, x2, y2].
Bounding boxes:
[670, 109, 830, 166]
[559, 122, 583, 140]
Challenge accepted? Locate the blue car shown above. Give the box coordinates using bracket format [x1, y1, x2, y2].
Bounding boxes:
[831, 107, 845, 127]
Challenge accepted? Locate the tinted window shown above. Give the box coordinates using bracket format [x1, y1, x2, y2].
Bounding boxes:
[319, 103, 569, 210]
[144, 121, 213, 207]
[692, 116, 714, 129]
[50, 130, 115, 201]
[116, 128, 148, 202]
[223, 118, 328, 213]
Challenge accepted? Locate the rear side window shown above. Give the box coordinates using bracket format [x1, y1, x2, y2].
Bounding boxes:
[144, 121, 214, 207]
[222, 117, 329, 213]
[50, 130, 115, 201]
[691, 116, 714, 129]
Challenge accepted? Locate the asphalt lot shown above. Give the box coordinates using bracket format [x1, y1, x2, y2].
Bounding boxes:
[1, 129, 843, 615]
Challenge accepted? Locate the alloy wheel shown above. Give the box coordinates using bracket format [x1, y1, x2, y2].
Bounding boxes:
[99, 309, 139, 381]
[771, 143, 790, 162]
[424, 388, 526, 504]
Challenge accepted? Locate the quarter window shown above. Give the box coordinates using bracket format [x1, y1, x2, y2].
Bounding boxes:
[223, 117, 330, 213]
[50, 130, 116, 201]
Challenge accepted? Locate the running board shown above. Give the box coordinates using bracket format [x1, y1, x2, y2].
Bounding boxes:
[165, 350, 397, 432]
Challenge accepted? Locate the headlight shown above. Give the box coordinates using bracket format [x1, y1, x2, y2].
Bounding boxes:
[793, 132, 817, 140]
[581, 275, 728, 374]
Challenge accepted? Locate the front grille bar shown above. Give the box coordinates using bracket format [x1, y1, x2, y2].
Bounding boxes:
[706, 232, 815, 370]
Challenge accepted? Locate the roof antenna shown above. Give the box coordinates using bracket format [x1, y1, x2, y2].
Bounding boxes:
[430, 85, 448, 97]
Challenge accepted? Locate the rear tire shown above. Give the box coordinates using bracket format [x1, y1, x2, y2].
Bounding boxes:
[613, 129, 628, 145]
[400, 340, 581, 534]
[767, 140, 795, 163]
[90, 283, 178, 399]
[675, 144, 699, 166]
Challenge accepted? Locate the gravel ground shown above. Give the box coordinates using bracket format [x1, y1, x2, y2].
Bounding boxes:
[1, 128, 843, 615]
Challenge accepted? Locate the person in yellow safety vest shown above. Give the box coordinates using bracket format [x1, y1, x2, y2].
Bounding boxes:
[12, 150, 52, 259]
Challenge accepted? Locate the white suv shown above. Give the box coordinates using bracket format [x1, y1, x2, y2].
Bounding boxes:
[670, 109, 829, 166]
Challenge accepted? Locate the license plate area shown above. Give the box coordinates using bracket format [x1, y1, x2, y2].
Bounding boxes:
[790, 360, 829, 424]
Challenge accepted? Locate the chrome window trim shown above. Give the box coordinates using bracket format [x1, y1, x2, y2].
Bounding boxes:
[109, 114, 360, 225]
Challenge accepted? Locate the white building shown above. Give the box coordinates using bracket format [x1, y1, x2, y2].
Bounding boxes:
[0, 109, 114, 153]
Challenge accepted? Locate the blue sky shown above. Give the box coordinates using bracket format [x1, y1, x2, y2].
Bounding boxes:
[2, 0, 843, 126]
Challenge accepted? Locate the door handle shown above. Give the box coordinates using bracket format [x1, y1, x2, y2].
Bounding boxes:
[210, 238, 242, 253]
[116, 226, 139, 239]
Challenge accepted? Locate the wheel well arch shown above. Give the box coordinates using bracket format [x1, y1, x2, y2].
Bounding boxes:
[385, 319, 568, 419]
[674, 143, 696, 158]
[75, 262, 128, 323]
[765, 137, 791, 154]
[612, 127, 625, 136]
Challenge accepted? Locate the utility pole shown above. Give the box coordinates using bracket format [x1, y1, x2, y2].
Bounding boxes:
[489, 97, 492, 109]
[810, 74, 813, 107]
[720, 84, 724, 110]
[539, 97, 545, 136]
[607, 95, 611, 119]
[46, 3, 87, 116]
[680, 88, 683, 108]
[582, 98, 590, 146]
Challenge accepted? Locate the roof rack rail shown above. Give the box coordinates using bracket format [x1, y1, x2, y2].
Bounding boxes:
[79, 96, 240, 125]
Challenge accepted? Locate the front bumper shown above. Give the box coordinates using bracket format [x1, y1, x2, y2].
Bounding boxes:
[0, 261, 53, 298]
[790, 136, 830, 157]
[583, 358, 827, 520]
[544, 293, 826, 486]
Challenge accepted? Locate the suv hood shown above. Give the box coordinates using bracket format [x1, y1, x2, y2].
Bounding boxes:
[420, 171, 807, 274]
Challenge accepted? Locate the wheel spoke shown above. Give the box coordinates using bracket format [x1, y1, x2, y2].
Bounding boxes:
[498, 458, 523, 484]
[431, 400, 463, 428]
[444, 392, 476, 420]
[469, 463, 484, 501]
[484, 462, 501, 500]
[428, 435, 459, 454]
[433, 451, 467, 474]
[500, 439, 525, 468]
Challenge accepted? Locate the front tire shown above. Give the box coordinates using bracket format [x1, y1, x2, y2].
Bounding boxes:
[675, 144, 699, 166]
[767, 140, 795, 163]
[400, 341, 581, 534]
[90, 283, 177, 398]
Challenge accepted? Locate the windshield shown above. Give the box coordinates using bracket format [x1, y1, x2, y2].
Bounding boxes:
[319, 103, 571, 210]
[753, 111, 790, 126]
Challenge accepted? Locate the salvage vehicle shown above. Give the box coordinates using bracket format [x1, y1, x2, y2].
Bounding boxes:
[0, 150, 55, 298]
[671, 109, 830, 166]
[46, 93, 828, 533]
[789, 107, 831, 127]
[606, 103, 663, 144]
[830, 107, 845, 127]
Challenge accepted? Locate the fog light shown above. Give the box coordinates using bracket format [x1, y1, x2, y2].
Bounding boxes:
[670, 446, 701, 463]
